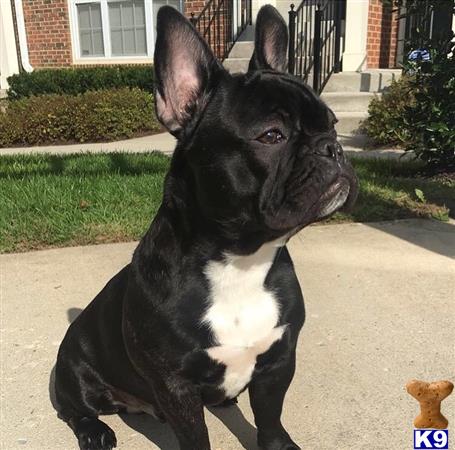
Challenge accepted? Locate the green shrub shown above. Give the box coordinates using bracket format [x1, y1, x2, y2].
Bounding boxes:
[0, 88, 160, 147]
[362, 77, 415, 146]
[6, 66, 154, 99]
[401, 42, 455, 170]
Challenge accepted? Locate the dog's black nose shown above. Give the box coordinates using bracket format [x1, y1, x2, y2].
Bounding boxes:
[315, 142, 343, 160]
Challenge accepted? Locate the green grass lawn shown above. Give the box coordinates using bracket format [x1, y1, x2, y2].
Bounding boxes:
[1, 152, 453, 253]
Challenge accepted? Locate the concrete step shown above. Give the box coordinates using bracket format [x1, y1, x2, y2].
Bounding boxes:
[324, 70, 402, 93]
[337, 133, 408, 159]
[334, 112, 368, 134]
[337, 133, 372, 150]
[321, 92, 377, 113]
[223, 57, 250, 73]
[228, 41, 254, 58]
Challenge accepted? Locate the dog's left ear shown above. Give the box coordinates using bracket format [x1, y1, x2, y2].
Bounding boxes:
[154, 6, 223, 135]
[249, 5, 288, 72]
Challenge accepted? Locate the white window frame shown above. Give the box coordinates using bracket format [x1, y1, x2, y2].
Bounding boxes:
[68, 0, 182, 64]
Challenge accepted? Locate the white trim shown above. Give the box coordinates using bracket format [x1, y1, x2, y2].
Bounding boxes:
[145, 0, 154, 58]
[14, 0, 33, 72]
[73, 57, 153, 65]
[0, 0, 20, 89]
[68, 0, 159, 63]
[342, 0, 369, 72]
[100, 0, 112, 57]
[233, 0, 238, 36]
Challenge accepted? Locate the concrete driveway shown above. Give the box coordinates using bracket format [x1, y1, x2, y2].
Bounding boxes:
[1, 219, 454, 450]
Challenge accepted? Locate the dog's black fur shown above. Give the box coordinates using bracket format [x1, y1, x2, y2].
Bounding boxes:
[55, 5, 357, 450]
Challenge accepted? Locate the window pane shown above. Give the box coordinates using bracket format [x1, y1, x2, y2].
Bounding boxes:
[77, 3, 104, 56]
[134, 1, 145, 25]
[80, 31, 92, 56]
[111, 29, 123, 55]
[109, 2, 121, 27]
[78, 4, 91, 29]
[135, 27, 147, 53]
[90, 4, 102, 28]
[108, 0, 147, 55]
[92, 30, 104, 55]
[121, 3, 134, 27]
[123, 28, 136, 54]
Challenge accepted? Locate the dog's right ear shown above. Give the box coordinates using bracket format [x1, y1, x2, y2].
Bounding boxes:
[154, 6, 223, 136]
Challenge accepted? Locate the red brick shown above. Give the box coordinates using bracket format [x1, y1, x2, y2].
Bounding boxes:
[22, 0, 72, 67]
[367, 0, 399, 68]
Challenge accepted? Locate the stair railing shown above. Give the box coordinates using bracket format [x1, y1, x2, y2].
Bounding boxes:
[190, 0, 252, 61]
[288, 0, 345, 93]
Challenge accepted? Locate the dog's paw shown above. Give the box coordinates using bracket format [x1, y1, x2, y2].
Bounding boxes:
[257, 427, 300, 450]
[75, 417, 117, 450]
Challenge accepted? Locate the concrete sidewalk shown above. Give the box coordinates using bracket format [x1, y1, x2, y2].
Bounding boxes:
[1, 219, 454, 450]
[0, 131, 408, 160]
[0, 132, 177, 156]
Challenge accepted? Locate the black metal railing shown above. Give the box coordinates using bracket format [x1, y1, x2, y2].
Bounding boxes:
[402, 0, 433, 55]
[401, 0, 454, 54]
[288, 0, 345, 93]
[190, 0, 252, 61]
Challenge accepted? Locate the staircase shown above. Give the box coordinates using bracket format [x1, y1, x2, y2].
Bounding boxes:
[321, 69, 402, 137]
[222, 26, 254, 73]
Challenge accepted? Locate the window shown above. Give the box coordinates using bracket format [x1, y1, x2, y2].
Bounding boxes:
[70, 0, 183, 61]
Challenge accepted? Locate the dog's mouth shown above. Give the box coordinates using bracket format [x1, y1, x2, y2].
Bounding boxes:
[316, 177, 351, 219]
[260, 152, 358, 234]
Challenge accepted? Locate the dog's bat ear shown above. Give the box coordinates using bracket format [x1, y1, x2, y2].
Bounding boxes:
[249, 5, 288, 72]
[154, 6, 224, 136]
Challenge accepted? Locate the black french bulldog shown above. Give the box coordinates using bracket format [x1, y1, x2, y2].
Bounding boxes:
[55, 5, 357, 450]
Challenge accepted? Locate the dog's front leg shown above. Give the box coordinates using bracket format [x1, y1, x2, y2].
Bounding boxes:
[249, 353, 300, 450]
[152, 376, 211, 450]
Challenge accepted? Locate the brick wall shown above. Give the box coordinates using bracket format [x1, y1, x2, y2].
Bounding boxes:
[22, 0, 73, 67]
[366, 0, 399, 69]
[184, 1, 207, 19]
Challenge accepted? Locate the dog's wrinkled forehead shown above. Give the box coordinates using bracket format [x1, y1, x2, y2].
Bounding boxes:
[211, 70, 335, 136]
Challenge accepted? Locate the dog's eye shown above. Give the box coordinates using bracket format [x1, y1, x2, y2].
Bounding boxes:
[257, 129, 285, 145]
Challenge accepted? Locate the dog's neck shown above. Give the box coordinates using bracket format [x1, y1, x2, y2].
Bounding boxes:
[161, 154, 283, 254]
[132, 158, 286, 284]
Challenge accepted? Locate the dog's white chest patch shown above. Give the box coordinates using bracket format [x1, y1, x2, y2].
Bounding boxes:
[203, 242, 286, 398]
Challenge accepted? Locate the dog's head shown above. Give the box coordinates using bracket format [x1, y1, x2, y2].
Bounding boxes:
[155, 5, 358, 251]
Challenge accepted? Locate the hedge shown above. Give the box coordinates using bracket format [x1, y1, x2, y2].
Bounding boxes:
[363, 48, 455, 170]
[0, 88, 161, 147]
[6, 66, 154, 99]
[362, 77, 415, 147]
